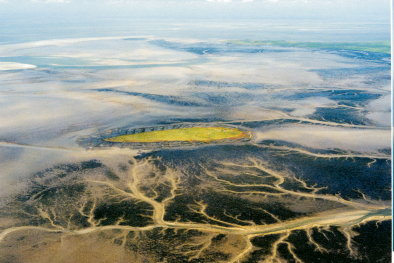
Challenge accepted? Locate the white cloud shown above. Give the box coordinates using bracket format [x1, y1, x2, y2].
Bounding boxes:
[207, 0, 232, 2]
[30, 0, 70, 2]
[206, 0, 257, 2]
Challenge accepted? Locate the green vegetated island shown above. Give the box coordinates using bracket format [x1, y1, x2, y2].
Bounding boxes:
[105, 127, 249, 143]
[227, 40, 391, 54]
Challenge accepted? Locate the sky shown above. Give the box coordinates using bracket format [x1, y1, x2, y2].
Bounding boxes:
[0, 0, 390, 43]
[0, 0, 390, 22]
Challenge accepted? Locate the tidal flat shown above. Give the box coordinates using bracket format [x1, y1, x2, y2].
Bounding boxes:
[0, 37, 391, 262]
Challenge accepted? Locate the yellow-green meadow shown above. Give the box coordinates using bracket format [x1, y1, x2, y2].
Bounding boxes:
[104, 127, 249, 143]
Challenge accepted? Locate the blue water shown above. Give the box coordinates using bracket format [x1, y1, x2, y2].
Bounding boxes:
[0, 17, 390, 45]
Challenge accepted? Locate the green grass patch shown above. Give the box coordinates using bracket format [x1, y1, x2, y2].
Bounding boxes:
[227, 40, 391, 54]
[104, 127, 249, 143]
